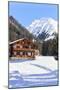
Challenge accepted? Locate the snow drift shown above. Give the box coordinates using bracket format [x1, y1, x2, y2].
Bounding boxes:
[9, 56, 58, 88]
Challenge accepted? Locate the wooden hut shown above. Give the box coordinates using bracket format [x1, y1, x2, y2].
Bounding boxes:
[9, 38, 39, 59]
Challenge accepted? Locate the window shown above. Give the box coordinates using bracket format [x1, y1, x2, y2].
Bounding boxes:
[25, 46, 28, 48]
[20, 45, 22, 48]
[16, 42, 19, 44]
[13, 45, 16, 48]
[28, 52, 31, 56]
[23, 52, 25, 55]
[17, 51, 20, 55]
[29, 45, 31, 48]
[17, 46, 20, 48]
[14, 52, 16, 55]
[20, 52, 23, 55]
[22, 41, 24, 44]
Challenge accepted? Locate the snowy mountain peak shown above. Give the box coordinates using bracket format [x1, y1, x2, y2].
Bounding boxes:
[26, 18, 58, 41]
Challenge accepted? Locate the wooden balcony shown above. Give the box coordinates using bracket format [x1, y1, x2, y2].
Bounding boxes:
[13, 48, 35, 52]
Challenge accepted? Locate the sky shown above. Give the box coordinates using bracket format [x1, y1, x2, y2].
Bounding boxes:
[9, 2, 58, 27]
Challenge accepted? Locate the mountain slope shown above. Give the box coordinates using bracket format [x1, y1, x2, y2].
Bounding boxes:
[9, 16, 34, 42]
[27, 18, 58, 41]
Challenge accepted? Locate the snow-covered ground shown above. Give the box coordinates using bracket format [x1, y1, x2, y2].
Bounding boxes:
[9, 56, 58, 88]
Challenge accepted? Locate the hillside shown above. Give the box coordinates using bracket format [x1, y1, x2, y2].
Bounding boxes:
[9, 16, 34, 42]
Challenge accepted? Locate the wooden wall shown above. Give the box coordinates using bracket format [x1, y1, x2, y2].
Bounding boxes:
[9, 39, 38, 59]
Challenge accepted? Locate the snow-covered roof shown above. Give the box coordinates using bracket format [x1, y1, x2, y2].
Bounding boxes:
[9, 38, 34, 45]
[9, 38, 25, 45]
